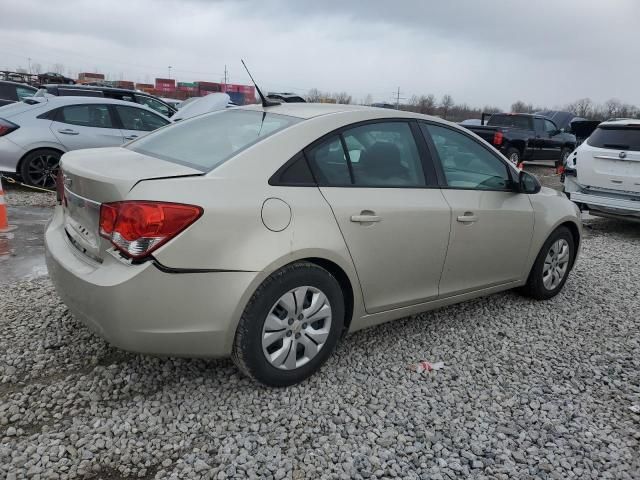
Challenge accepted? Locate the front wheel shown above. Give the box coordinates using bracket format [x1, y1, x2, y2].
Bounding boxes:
[519, 226, 575, 300]
[232, 262, 345, 387]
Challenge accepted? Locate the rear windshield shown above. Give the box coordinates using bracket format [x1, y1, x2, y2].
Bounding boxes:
[587, 126, 640, 151]
[129, 109, 301, 171]
[487, 114, 532, 130]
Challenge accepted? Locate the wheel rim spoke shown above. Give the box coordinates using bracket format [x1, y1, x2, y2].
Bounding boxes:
[262, 286, 332, 371]
[542, 238, 570, 291]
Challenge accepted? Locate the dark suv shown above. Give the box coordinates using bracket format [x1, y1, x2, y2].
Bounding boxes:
[37, 84, 178, 117]
[0, 80, 38, 107]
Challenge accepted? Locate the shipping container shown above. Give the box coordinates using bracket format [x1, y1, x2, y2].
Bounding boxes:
[78, 72, 105, 81]
[115, 81, 135, 89]
[227, 91, 245, 105]
[136, 83, 154, 90]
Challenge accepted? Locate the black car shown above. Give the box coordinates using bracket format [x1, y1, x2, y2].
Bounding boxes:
[37, 84, 178, 118]
[37, 72, 76, 85]
[0, 80, 38, 107]
[463, 113, 577, 165]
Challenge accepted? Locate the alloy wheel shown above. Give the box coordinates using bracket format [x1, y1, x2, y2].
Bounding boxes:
[261, 286, 332, 370]
[542, 239, 570, 290]
[26, 154, 59, 188]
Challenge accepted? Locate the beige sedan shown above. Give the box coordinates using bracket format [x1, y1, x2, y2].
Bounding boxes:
[45, 103, 581, 386]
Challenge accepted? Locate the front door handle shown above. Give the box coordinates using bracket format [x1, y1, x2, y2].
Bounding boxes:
[457, 213, 478, 223]
[58, 128, 79, 135]
[351, 214, 381, 223]
[124, 135, 139, 140]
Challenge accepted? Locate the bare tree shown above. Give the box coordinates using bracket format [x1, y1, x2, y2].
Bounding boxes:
[363, 93, 373, 106]
[31, 62, 42, 74]
[333, 92, 352, 104]
[511, 100, 534, 113]
[604, 98, 622, 119]
[307, 88, 323, 103]
[566, 98, 593, 118]
[440, 94, 454, 119]
[418, 94, 436, 115]
[52, 63, 65, 74]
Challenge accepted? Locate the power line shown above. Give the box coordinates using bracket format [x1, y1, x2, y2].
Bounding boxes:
[393, 87, 406, 109]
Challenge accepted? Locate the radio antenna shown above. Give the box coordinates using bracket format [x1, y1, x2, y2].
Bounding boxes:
[241, 59, 281, 108]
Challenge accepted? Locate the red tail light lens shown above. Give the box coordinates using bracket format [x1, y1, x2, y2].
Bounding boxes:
[0, 118, 19, 137]
[493, 131, 503, 146]
[99, 201, 203, 259]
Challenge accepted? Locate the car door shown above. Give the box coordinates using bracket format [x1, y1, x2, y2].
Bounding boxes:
[543, 119, 563, 160]
[533, 117, 546, 160]
[112, 105, 171, 142]
[50, 103, 124, 150]
[421, 122, 534, 297]
[307, 120, 451, 314]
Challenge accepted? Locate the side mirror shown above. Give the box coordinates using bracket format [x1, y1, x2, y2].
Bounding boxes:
[518, 170, 541, 194]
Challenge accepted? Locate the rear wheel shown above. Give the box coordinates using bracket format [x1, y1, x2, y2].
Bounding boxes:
[232, 262, 344, 387]
[19, 149, 61, 188]
[519, 226, 575, 300]
[505, 147, 521, 165]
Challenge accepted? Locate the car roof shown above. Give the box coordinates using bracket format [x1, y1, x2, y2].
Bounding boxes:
[600, 118, 640, 127]
[28, 96, 170, 117]
[44, 84, 144, 95]
[237, 102, 434, 120]
[0, 80, 37, 89]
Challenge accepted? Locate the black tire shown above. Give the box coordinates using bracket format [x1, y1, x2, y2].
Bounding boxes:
[232, 262, 345, 387]
[519, 226, 575, 300]
[505, 147, 521, 165]
[19, 149, 62, 188]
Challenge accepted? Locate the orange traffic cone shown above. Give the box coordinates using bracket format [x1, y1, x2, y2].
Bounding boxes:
[0, 177, 9, 231]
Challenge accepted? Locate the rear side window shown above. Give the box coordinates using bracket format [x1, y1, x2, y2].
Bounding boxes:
[306, 136, 351, 185]
[587, 126, 640, 151]
[115, 105, 169, 131]
[129, 109, 300, 171]
[58, 104, 113, 128]
[343, 122, 425, 187]
[487, 114, 532, 130]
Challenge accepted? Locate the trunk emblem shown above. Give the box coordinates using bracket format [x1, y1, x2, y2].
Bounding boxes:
[619, 151, 627, 159]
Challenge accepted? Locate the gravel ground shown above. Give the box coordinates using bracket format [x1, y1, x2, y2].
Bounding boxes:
[1, 215, 639, 479]
[2, 182, 57, 208]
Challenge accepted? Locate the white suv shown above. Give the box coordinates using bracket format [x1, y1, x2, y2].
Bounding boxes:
[563, 119, 640, 221]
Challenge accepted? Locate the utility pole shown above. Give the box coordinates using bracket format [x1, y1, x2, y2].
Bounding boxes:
[394, 87, 405, 110]
[168, 66, 172, 79]
[223, 64, 228, 90]
[28, 57, 31, 74]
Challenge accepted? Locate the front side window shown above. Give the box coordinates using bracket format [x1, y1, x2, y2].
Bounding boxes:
[115, 105, 169, 131]
[58, 104, 113, 128]
[130, 109, 300, 171]
[135, 95, 171, 117]
[424, 124, 511, 190]
[342, 122, 425, 187]
[534, 118, 544, 133]
[544, 119, 557, 134]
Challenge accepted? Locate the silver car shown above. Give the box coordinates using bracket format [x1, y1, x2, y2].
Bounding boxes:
[45, 103, 582, 386]
[0, 96, 170, 187]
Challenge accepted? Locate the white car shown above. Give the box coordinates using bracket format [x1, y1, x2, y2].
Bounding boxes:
[563, 119, 640, 221]
[0, 93, 231, 188]
[0, 97, 170, 188]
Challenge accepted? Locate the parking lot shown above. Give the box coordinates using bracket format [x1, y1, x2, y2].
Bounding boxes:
[1, 168, 639, 480]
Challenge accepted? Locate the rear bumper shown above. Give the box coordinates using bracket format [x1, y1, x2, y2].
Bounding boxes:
[45, 207, 258, 358]
[564, 176, 640, 218]
[0, 137, 26, 173]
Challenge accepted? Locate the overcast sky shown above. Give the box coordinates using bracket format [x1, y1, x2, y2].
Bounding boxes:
[1, 0, 638, 110]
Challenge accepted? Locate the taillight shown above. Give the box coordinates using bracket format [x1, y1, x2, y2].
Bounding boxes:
[493, 131, 503, 146]
[0, 118, 19, 137]
[99, 201, 203, 259]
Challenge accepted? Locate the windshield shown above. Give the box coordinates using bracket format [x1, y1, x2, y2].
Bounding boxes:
[129, 109, 301, 171]
[487, 114, 532, 130]
[587, 126, 640, 151]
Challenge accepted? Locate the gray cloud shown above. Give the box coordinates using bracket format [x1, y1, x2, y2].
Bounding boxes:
[0, 0, 637, 110]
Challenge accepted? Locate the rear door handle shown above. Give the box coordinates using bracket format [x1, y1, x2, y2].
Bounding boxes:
[58, 128, 79, 135]
[351, 214, 381, 223]
[457, 213, 478, 223]
[124, 135, 139, 140]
